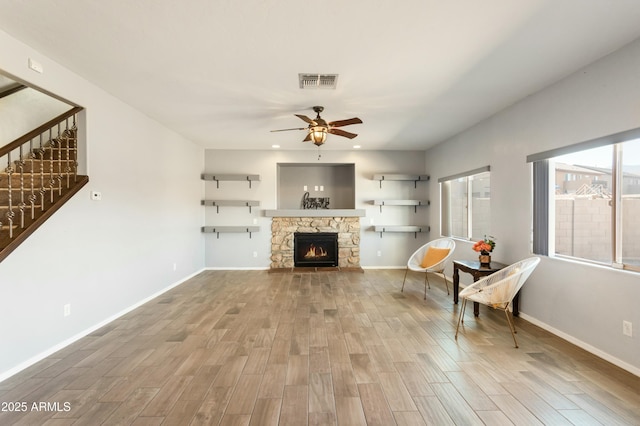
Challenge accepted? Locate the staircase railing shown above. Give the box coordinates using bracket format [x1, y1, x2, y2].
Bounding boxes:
[0, 106, 89, 262]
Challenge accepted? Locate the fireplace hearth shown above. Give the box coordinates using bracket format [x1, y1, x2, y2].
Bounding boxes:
[294, 232, 338, 267]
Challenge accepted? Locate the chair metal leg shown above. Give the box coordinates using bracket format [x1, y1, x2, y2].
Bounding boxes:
[504, 309, 519, 348]
[455, 298, 467, 339]
[442, 272, 450, 295]
[424, 273, 430, 299]
[401, 268, 409, 292]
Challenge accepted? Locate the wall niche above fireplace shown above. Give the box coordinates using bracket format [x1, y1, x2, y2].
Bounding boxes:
[277, 163, 355, 209]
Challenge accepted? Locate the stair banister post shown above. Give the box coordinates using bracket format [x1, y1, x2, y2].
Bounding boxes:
[28, 138, 36, 219]
[17, 144, 26, 229]
[38, 134, 46, 212]
[5, 151, 14, 238]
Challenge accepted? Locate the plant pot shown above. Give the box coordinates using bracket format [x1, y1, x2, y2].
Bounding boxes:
[479, 254, 491, 267]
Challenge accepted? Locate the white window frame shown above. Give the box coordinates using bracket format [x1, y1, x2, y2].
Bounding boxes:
[528, 128, 640, 272]
[439, 166, 491, 241]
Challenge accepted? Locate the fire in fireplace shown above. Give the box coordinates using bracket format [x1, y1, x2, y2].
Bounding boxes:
[294, 232, 338, 267]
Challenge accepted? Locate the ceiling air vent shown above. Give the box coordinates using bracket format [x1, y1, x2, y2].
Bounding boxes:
[299, 73, 338, 89]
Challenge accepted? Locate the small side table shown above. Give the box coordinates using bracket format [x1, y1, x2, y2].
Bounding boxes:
[453, 260, 518, 317]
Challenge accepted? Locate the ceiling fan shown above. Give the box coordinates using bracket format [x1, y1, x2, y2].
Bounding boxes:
[271, 106, 362, 146]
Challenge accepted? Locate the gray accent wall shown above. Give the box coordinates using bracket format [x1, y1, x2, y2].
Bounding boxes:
[277, 163, 355, 209]
[424, 37, 640, 374]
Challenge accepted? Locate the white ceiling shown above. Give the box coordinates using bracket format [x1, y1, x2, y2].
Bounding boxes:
[2, 0, 640, 151]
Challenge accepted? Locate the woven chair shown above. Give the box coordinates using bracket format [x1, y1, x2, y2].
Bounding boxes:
[455, 256, 540, 348]
[401, 238, 456, 299]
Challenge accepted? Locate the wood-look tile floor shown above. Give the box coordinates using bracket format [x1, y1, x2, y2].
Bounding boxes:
[1, 270, 639, 425]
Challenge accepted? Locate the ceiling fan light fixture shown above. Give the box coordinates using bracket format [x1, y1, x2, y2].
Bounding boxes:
[309, 126, 328, 146]
[270, 106, 361, 147]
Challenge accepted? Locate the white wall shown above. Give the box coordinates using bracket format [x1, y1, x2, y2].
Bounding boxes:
[203, 149, 429, 268]
[0, 30, 205, 379]
[0, 86, 71, 145]
[425, 37, 640, 374]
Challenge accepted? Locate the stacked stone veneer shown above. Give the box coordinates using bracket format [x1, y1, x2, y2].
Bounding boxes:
[270, 217, 360, 269]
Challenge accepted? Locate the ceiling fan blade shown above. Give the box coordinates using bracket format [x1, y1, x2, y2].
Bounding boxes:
[270, 127, 307, 132]
[328, 117, 362, 127]
[295, 114, 317, 125]
[302, 133, 311, 142]
[329, 128, 358, 139]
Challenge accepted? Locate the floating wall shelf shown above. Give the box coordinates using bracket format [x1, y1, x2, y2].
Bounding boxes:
[372, 174, 430, 188]
[201, 226, 259, 238]
[372, 199, 430, 213]
[202, 200, 260, 213]
[201, 173, 261, 188]
[373, 225, 430, 238]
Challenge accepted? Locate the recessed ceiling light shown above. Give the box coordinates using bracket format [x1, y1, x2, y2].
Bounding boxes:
[353, 145, 361, 149]
[272, 144, 280, 148]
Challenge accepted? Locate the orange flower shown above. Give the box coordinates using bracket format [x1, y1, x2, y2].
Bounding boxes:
[473, 240, 493, 252]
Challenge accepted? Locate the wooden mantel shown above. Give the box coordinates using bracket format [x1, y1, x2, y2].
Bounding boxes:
[264, 209, 366, 218]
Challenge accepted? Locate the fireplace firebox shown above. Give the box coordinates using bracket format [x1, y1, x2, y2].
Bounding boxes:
[294, 232, 338, 267]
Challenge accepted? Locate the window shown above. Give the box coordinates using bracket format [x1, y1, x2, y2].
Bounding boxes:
[621, 140, 640, 269]
[553, 145, 613, 264]
[439, 166, 491, 240]
[529, 130, 640, 271]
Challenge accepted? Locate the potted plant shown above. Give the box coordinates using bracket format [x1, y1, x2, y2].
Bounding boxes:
[472, 235, 495, 266]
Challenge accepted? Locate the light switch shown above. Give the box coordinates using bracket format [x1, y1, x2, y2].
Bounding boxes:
[28, 58, 43, 73]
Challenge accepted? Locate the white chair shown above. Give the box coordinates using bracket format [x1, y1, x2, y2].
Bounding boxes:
[401, 238, 456, 299]
[455, 256, 540, 348]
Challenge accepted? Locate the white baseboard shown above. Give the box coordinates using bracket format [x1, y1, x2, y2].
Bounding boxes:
[0, 268, 205, 383]
[361, 266, 406, 270]
[206, 266, 408, 270]
[519, 313, 640, 378]
[204, 267, 270, 271]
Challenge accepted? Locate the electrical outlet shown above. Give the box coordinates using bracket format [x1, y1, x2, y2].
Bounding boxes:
[304, 185, 308, 191]
[63, 304, 71, 317]
[320, 185, 324, 191]
[253, 218, 258, 225]
[253, 251, 258, 258]
[314, 186, 319, 191]
[377, 250, 382, 257]
[173, 263, 177, 271]
[623, 321, 632, 337]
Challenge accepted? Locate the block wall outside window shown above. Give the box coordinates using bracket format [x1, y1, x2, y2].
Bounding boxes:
[532, 133, 640, 271]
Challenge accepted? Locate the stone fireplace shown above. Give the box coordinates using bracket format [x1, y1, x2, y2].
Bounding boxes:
[270, 217, 360, 269]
